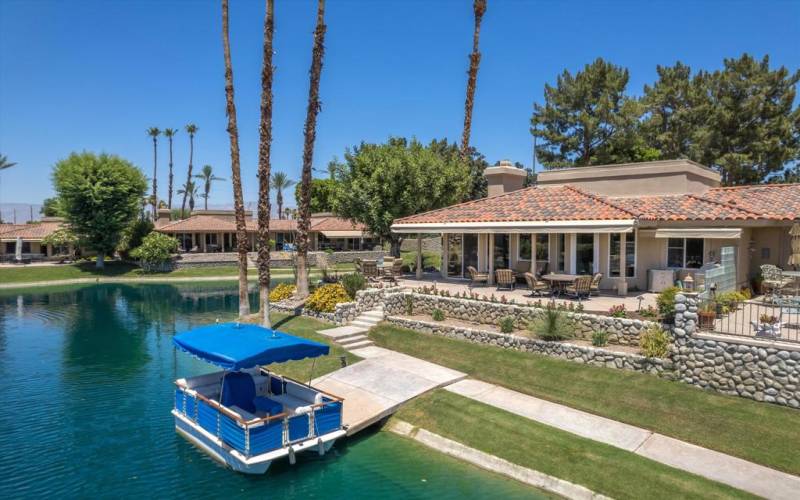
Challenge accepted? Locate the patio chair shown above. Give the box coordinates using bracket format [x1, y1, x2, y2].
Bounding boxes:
[495, 269, 515, 291]
[524, 272, 550, 297]
[590, 272, 603, 296]
[362, 260, 380, 282]
[467, 266, 489, 288]
[564, 275, 592, 300]
[761, 264, 791, 298]
[383, 259, 404, 284]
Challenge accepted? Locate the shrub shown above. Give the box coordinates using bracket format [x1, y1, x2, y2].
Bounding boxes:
[340, 273, 367, 299]
[656, 286, 680, 320]
[639, 325, 670, 358]
[305, 283, 351, 313]
[118, 217, 154, 259]
[528, 308, 573, 341]
[608, 304, 627, 318]
[269, 283, 295, 302]
[404, 295, 413, 315]
[592, 329, 609, 347]
[639, 305, 658, 319]
[431, 308, 445, 321]
[130, 232, 178, 271]
[499, 316, 515, 334]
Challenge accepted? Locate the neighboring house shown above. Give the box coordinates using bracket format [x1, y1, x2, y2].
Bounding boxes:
[0, 217, 70, 261]
[155, 209, 379, 253]
[391, 159, 799, 292]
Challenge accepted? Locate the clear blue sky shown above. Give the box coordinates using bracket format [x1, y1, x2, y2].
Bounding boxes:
[1, 0, 798, 210]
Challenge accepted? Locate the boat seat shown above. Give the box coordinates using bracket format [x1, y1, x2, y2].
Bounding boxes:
[270, 393, 310, 413]
[221, 372, 257, 414]
[253, 396, 283, 416]
[229, 405, 258, 422]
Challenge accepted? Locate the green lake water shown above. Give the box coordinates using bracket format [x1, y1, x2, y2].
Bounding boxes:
[0, 283, 545, 499]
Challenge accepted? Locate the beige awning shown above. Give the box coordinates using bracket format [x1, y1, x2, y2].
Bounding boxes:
[320, 230, 364, 238]
[651, 228, 742, 239]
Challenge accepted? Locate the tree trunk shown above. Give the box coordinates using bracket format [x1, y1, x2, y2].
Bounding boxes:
[96, 253, 105, 269]
[182, 134, 194, 218]
[151, 137, 158, 219]
[295, 0, 327, 299]
[167, 136, 174, 210]
[390, 236, 401, 258]
[221, 0, 251, 318]
[461, 0, 487, 155]
[257, 0, 275, 328]
[277, 191, 283, 220]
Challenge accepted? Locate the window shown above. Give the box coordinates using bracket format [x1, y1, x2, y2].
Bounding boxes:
[557, 234, 565, 272]
[609, 233, 621, 277]
[609, 232, 636, 278]
[536, 234, 549, 261]
[447, 234, 462, 277]
[667, 238, 703, 269]
[493, 234, 509, 269]
[625, 233, 636, 277]
[575, 234, 594, 275]
[518, 235, 532, 261]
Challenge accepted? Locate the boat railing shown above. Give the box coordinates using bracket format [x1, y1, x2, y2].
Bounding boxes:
[174, 375, 343, 458]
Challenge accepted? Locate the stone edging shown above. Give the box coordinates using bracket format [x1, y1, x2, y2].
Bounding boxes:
[388, 420, 610, 500]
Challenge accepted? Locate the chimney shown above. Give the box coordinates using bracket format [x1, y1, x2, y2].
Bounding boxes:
[155, 208, 173, 228]
[483, 160, 527, 197]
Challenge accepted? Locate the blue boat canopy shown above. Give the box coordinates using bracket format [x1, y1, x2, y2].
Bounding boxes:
[173, 323, 329, 370]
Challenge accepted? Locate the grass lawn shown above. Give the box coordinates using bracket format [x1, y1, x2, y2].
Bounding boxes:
[396, 390, 754, 499]
[248, 312, 361, 381]
[400, 250, 441, 271]
[0, 261, 355, 284]
[371, 324, 800, 476]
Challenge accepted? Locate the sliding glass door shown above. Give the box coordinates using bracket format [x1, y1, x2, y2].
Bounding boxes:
[447, 234, 462, 277]
[575, 234, 594, 275]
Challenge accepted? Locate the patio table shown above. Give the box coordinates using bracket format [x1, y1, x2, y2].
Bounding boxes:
[782, 271, 800, 295]
[541, 273, 577, 296]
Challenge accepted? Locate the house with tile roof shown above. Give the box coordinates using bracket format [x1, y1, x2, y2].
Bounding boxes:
[391, 159, 799, 292]
[155, 210, 378, 253]
[0, 217, 71, 261]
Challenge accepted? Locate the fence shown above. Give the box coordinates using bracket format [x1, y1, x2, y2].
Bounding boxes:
[696, 296, 800, 344]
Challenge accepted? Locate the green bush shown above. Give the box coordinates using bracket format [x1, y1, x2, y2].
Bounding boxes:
[305, 283, 351, 313]
[404, 295, 414, 315]
[118, 217, 154, 259]
[640, 325, 670, 358]
[499, 316, 515, 334]
[528, 308, 573, 341]
[592, 330, 609, 347]
[269, 283, 295, 302]
[656, 286, 680, 320]
[340, 273, 367, 299]
[130, 232, 178, 270]
[432, 308, 445, 321]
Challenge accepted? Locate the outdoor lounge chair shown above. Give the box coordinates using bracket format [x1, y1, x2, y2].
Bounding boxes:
[524, 272, 550, 297]
[564, 275, 592, 300]
[761, 264, 791, 298]
[495, 269, 515, 290]
[590, 272, 603, 296]
[467, 266, 488, 288]
[362, 260, 380, 282]
[383, 259, 404, 284]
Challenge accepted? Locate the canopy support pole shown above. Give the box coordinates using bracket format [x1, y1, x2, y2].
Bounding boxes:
[307, 358, 317, 387]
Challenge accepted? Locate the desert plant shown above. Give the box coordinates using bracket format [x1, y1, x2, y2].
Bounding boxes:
[432, 308, 445, 321]
[656, 286, 679, 321]
[608, 304, 627, 318]
[639, 325, 670, 358]
[404, 295, 414, 315]
[499, 315, 515, 334]
[305, 283, 351, 313]
[592, 329, 609, 347]
[269, 283, 295, 302]
[341, 273, 367, 299]
[759, 313, 779, 325]
[528, 308, 573, 341]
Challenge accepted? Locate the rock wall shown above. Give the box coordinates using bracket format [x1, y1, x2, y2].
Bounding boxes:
[174, 250, 384, 269]
[272, 286, 403, 326]
[672, 294, 800, 408]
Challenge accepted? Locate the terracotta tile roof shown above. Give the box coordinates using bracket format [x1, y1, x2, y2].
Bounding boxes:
[158, 215, 366, 233]
[310, 217, 366, 231]
[393, 185, 636, 225]
[701, 184, 800, 221]
[609, 194, 763, 221]
[0, 221, 64, 240]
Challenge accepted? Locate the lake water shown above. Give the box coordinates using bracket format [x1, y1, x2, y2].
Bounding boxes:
[0, 283, 545, 499]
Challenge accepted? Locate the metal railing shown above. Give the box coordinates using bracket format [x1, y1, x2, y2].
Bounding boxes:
[696, 295, 800, 344]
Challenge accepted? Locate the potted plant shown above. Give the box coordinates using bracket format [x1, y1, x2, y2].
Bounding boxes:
[698, 301, 717, 330]
[752, 313, 781, 338]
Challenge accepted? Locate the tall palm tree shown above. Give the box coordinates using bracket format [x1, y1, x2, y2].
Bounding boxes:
[181, 123, 198, 218]
[221, 0, 250, 317]
[194, 164, 226, 210]
[163, 128, 178, 210]
[295, 0, 327, 299]
[257, 0, 276, 327]
[270, 171, 294, 220]
[0, 154, 17, 223]
[461, 0, 487, 155]
[177, 180, 199, 212]
[146, 127, 161, 219]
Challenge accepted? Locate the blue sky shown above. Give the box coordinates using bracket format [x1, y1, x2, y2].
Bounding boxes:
[1, 0, 798, 211]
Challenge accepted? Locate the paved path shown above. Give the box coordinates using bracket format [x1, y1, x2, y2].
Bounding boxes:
[312, 346, 465, 435]
[446, 379, 800, 500]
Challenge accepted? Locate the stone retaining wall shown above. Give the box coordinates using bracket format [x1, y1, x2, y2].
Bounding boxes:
[672, 294, 800, 408]
[386, 315, 670, 376]
[173, 250, 384, 269]
[272, 286, 403, 326]
[384, 292, 657, 346]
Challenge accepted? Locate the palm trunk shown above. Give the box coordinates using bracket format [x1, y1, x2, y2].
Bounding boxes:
[221, 0, 250, 317]
[151, 137, 158, 218]
[295, 0, 327, 299]
[204, 183, 210, 210]
[461, 0, 487, 155]
[276, 191, 283, 219]
[182, 135, 194, 217]
[167, 136, 174, 210]
[257, 0, 275, 327]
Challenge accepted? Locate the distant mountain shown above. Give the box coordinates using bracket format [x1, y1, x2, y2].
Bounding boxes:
[0, 203, 42, 224]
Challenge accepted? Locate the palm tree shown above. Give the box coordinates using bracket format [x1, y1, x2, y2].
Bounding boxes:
[461, 0, 487, 155]
[181, 123, 198, 218]
[177, 180, 199, 212]
[270, 171, 294, 220]
[295, 0, 327, 299]
[0, 154, 17, 223]
[257, 0, 276, 327]
[146, 127, 161, 219]
[194, 164, 226, 210]
[163, 128, 178, 209]
[221, 0, 250, 318]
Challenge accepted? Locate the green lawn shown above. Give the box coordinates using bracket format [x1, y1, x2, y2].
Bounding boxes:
[0, 261, 354, 284]
[400, 250, 441, 271]
[371, 324, 800, 476]
[250, 312, 361, 381]
[396, 390, 754, 500]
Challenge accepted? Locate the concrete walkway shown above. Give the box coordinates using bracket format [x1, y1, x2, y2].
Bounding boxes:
[446, 379, 800, 500]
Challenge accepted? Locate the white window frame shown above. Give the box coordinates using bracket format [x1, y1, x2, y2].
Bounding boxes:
[571, 233, 596, 275]
[607, 230, 637, 278]
[666, 237, 704, 269]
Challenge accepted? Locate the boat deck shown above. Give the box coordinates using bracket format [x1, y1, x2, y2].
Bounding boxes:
[311, 346, 466, 435]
